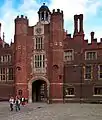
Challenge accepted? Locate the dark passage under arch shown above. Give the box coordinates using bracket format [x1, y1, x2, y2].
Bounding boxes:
[32, 80, 47, 102]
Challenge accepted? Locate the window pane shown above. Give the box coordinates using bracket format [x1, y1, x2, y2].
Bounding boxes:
[98, 65, 102, 79]
[100, 73, 102, 78]
[3, 75, 5, 80]
[35, 37, 43, 50]
[94, 87, 102, 95]
[85, 66, 91, 79]
[86, 52, 97, 60]
[43, 55, 45, 68]
[65, 88, 74, 96]
[64, 50, 73, 61]
[3, 68, 5, 74]
[8, 68, 13, 80]
[85, 74, 91, 79]
[100, 65, 102, 72]
[34, 54, 45, 69]
[86, 66, 91, 72]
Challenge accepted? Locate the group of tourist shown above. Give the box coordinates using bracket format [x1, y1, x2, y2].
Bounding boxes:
[9, 96, 25, 112]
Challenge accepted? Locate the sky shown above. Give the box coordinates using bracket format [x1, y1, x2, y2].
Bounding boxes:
[0, 0, 102, 43]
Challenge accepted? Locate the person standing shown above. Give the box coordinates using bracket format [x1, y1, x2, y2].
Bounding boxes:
[15, 96, 21, 112]
[21, 97, 25, 106]
[9, 96, 14, 111]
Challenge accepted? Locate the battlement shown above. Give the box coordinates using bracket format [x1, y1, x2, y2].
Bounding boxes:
[83, 31, 102, 45]
[0, 43, 11, 49]
[52, 9, 63, 14]
[16, 15, 28, 19]
[66, 34, 72, 39]
[15, 15, 28, 23]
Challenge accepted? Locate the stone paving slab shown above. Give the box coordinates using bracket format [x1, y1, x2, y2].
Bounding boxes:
[0, 102, 102, 120]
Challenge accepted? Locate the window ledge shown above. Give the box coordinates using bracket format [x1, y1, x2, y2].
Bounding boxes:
[84, 79, 91, 80]
[85, 59, 97, 60]
[64, 60, 73, 62]
[93, 95, 102, 97]
[65, 95, 75, 97]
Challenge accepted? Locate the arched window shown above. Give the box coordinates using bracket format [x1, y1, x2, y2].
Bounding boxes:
[46, 12, 48, 20]
[41, 12, 44, 20]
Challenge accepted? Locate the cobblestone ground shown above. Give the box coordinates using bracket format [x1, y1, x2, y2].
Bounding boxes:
[0, 102, 102, 120]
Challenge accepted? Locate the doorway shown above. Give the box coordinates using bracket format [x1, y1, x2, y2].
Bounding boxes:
[32, 80, 47, 102]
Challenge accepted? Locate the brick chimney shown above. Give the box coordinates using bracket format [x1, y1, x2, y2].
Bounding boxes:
[90, 32, 94, 41]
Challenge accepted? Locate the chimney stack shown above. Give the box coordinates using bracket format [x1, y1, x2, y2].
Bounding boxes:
[90, 32, 94, 41]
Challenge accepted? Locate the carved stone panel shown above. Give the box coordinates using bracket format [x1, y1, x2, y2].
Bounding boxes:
[34, 23, 44, 35]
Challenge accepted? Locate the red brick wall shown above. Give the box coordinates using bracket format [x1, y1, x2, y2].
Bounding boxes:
[63, 15, 102, 102]
[14, 16, 28, 98]
[49, 10, 64, 102]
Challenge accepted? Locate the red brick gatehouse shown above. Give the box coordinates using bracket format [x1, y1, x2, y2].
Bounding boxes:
[0, 3, 102, 103]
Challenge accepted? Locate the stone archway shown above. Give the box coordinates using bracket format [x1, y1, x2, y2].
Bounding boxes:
[28, 76, 50, 103]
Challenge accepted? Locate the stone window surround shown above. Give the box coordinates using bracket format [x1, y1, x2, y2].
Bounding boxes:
[98, 64, 102, 80]
[93, 86, 102, 96]
[0, 54, 11, 63]
[85, 51, 97, 60]
[33, 52, 47, 73]
[83, 64, 93, 80]
[64, 87, 75, 97]
[0, 67, 14, 81]
[35, 36, 44, 50]
[34, 54, 45, 68]
[34, 35, 44, 50]
[64, 49, 74, 61]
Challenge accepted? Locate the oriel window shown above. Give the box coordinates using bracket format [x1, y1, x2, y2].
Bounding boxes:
[34, 54, 45, 68]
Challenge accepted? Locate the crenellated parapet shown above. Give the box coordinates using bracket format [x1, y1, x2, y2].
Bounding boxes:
[15, 15, 28, 24]
[16, 15, 28, 19]
[82, 31, 102, 49]
[65, 13, 102, 48]
[14, 15, 28, 35]
[50, 8, 63, 30]
[52, 9, 63, 16]
[66, 34, 72, 39]
[0, 43, 12, 49]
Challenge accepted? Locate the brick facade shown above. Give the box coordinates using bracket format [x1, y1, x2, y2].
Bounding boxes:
[0, 4, 102, 103]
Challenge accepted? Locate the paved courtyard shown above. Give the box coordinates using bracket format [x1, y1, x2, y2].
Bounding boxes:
[0, 102, 102, 120]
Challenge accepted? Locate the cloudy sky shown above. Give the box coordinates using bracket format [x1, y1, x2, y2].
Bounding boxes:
[0, 0, 102, 43]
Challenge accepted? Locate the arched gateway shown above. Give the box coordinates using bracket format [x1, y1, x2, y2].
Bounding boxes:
[28, 76, 50, 103]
